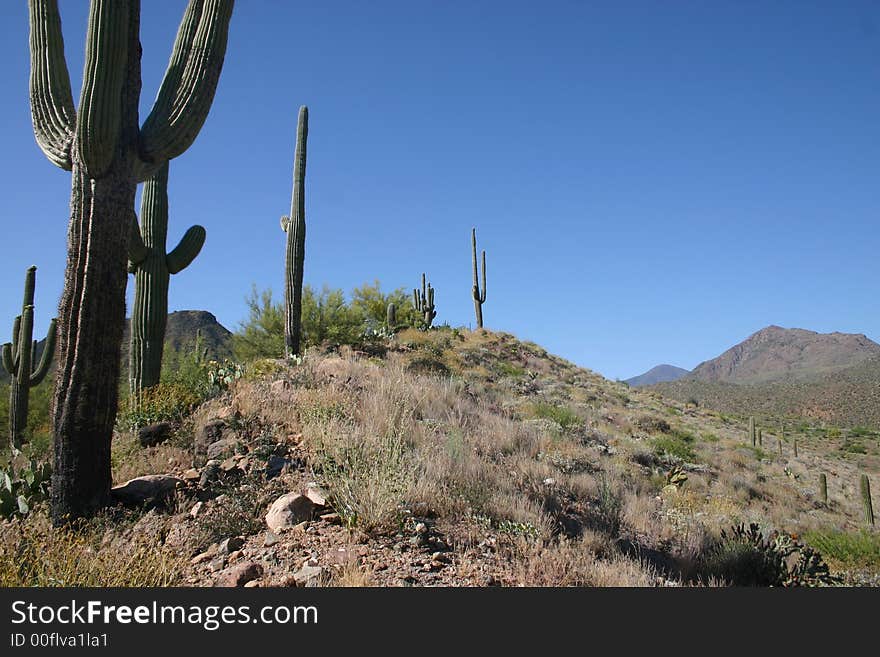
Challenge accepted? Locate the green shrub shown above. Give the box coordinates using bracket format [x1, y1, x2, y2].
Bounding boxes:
[652, 433, 696, 462]
[117, 382, 203, 430]
[802, 529, 880, 570]
[529, 402, 582, 431]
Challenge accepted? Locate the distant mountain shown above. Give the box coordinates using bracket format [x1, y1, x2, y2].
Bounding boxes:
[1, 310, 232, 384]
[625, 364, 690, 387]
[689, 325, 880, 385]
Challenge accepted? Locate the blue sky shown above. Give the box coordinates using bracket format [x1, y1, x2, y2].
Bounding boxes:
[1, 1, 878, 381]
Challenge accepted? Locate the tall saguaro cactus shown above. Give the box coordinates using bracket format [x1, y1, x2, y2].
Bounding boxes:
[414, 273, 437, 329]
[861, 474, 875, 527]
[471, 228, 487, 329]
[281, 106, 308, 358]
[1, 267, 57, 450]
[749, 417, 756, 446]
[129, 161, 206, 396]
[28, 0, 234, 524]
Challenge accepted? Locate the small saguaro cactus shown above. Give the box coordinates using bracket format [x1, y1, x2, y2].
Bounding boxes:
[413, 273, 437, 329]
[471, 228, 487, 329]
[793, 439, 798, 458]
[861, 474, 874, 527]
[386, 302, 397, 329]
[777, 437, 782, 456]
[819, 473, 827, 504]
[749, 416, 756, 446]
[758, 428, 763, 447]
[281, 106, 308, 358]
[1, 267, 57, 450]
[128, 161, 205, 397]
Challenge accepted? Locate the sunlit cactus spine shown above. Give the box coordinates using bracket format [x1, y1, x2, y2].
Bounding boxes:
[861, 474, 874, 527]
[471, 228, 487, 329]
[128, 161, 205, 397]
[413, 273, 436, 329]
[1, 267, 56, 450]
[281, 106, 308, 358]
[749, 416, 755, 446]
[819, 473, 827, 504]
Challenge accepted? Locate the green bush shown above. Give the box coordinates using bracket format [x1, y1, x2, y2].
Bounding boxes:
[529, 402, 582, 431]
[652, 432, 696, 462]
[802, 529, 880, 570]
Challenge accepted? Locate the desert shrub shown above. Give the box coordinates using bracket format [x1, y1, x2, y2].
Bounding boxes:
[698, 523, 838, 586]
[0, 513, 184, 586]
[117, 382, 203, 430]
[652, 432, 696, 462]
[802, 529, 880, 570]
[591, 472, 623, 536]
[635, 415, 671, 434]
[0, 457, 51, 519]
[529, 402, 582, 431]
[0, 379, 53, 462]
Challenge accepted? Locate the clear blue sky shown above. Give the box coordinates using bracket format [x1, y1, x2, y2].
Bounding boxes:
[1, 1, 878, 381]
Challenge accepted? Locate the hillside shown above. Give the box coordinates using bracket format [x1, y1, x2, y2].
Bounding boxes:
[4, 327, 877, 587]
[689, 325, 880, 385]
[654, 353, 880, 430]
[626, 364, 690, 387]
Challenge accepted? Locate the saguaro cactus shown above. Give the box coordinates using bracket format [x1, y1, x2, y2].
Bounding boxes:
[819, 473, 827, 504]
[386, 303, 397, 329]
[861, 474, 874, 527]
[758, 428, 763, 447]
[28, 0, 234, 523]
[749, 416, 755, 446]
[471, 228, 487, 329]
[413, 273, 437, 329]
[1, 267, 57, 450]
[280, 106, 308, 358]
[128, 161, 205, 396]
[793, 439, 798, 457]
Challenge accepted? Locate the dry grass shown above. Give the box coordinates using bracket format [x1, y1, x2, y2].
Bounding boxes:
[0, 513, 185, 587]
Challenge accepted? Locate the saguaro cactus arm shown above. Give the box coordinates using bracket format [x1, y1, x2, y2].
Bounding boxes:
[137, 0, 235, 173]
[1, 343, 13, 375]
[167, 225, 206, 274]
[28, 0, 76, 170]
[75, 1, 130, 179]
[471, 228, 486, 303]
[30, 318, 57, 385]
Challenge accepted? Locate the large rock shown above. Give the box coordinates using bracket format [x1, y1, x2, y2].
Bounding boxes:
[194, 419, 236, 467]
[111, 475, 183, 504]
[216, 562, 263, 587]
[265, 493, 316, 533]
[138, 422, 174, 448]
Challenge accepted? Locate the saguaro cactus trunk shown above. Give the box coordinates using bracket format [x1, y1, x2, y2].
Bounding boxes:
[861, 474, 875, 527]
[749, 417, 755, 446]
[27, 0, 234, 524]
[471, 228, 487, 329]
[1, 267, 57, 450]
[413, 273, 437, 329]
[281, 106, 308, 358]
[129, 161, 206, 396]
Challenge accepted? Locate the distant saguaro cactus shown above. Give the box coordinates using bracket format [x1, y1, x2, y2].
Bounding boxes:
[749, 417, 756, 446]
[413, 273, 437, 329]
[281, 106, 308, 358]
[386, 303, 397, 329]
[819, 473, 827, 504]
[758, 428, 763, 447]
[1, 267, 56, 450]
[471, 228, 487, 329]
[128, 161, 205, 396]
[861, 474, 874, 527]
[793, 439, 798, 457]
[27, 0, 234, 524]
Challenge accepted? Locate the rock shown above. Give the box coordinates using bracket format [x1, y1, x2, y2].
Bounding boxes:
[194, 419, 234, 467]
[263, 530, 280, 547]
[216, 562, 263, 587]
[199, 461, 221, 488]
[293, 564, 324, 587]
[207, 438, 239, 462]
[219, 457, 240, 473]
[304, 484, 329, 507]
[182, 468, 201, 482]
[243, 580, 261, 588]
[111, 475, 182, 504]
[218, 536, 245, 555]
[138, 422, 174, 448]
[190, 501, 204, 518]
[265, 493, 316, 533]
[319, 512, 341, 524]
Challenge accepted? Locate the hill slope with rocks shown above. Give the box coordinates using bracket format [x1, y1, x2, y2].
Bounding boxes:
[5, 327, 875, 588]
[689, 325, 880, 385]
